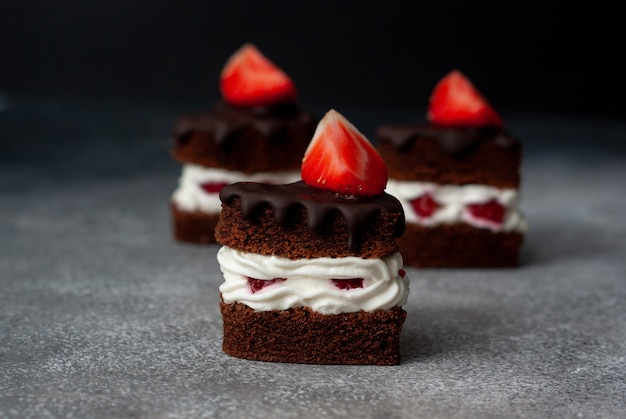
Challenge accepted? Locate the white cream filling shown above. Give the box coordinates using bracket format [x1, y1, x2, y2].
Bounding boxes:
[217, 247, 409, 315]
[385, 179, 527, 232]
[171, 164, 301, 213]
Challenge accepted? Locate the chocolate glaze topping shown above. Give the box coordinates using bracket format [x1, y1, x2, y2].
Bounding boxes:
[220, 181, 405, 251]
[376, 124, 519, 155]
[174, 101, 316, 147]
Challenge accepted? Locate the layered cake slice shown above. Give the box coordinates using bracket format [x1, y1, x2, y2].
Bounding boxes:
[171, 43, 317, 243]
[215, 110, 409, 365]
[376, 70, 527, 267]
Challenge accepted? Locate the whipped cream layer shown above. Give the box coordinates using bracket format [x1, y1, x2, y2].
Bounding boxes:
[217, 247, 409, 315]
[386, 179, 527, 232]
[172, 164, 301, 213]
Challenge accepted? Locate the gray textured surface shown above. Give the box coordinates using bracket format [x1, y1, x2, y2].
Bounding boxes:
[1, 98, 626, 418]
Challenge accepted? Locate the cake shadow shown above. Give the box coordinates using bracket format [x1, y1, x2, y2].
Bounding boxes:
[399, 304, 509, 365]
[399, 328, 436, 363]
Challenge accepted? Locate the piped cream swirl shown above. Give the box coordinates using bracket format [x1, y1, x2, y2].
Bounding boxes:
[217, 247, 409, 315]
[385, 179, 527, 232]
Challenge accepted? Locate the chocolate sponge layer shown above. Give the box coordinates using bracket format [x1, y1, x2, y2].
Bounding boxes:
[215, 190, 403, 259]
[220, 301, 407, 365]
[171, 202, 219, 244]
[376, 124, 521, 188]
[399, 222, 523, 268]
[172, 102, 316, 173]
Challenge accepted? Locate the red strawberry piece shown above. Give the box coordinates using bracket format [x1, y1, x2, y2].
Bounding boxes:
[410, 193, 439, 218]
[247, 277, 287, 293]
[467, 199, 506, 225]
[332, 278, 364, 290]
[220, 43, 297, 107]
[200, 182, 229, 194]
[427, 70, 504, 129]
[301, 109, 388, 197]
[398, 269, 406, 279]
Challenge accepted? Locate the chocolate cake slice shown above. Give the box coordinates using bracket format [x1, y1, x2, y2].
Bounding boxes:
[170, 44, 317, 244]
[214, 110, 409, 365]
[376, 70, 526, 267]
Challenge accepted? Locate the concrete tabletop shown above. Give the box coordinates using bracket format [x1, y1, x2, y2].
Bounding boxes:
[1, 97, 625, 418]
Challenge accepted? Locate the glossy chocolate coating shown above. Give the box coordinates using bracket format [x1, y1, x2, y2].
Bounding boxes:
[174, 101, 316, 147]
[376, 124, 519, 155]
[220, 181, 405, 252]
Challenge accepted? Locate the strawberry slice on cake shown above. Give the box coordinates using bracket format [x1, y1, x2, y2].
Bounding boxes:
[302, 109, 387, 197]
[428, 70, 504, 129]
[220, 43, 297, 107]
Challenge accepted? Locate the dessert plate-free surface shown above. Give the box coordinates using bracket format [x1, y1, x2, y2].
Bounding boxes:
[1, 99, 625, 418]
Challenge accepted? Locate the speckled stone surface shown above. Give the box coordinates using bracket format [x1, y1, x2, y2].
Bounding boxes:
[1, 98, 625, 418]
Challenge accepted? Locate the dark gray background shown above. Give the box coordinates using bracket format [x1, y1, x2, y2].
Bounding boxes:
[1, 0, 624, 117]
